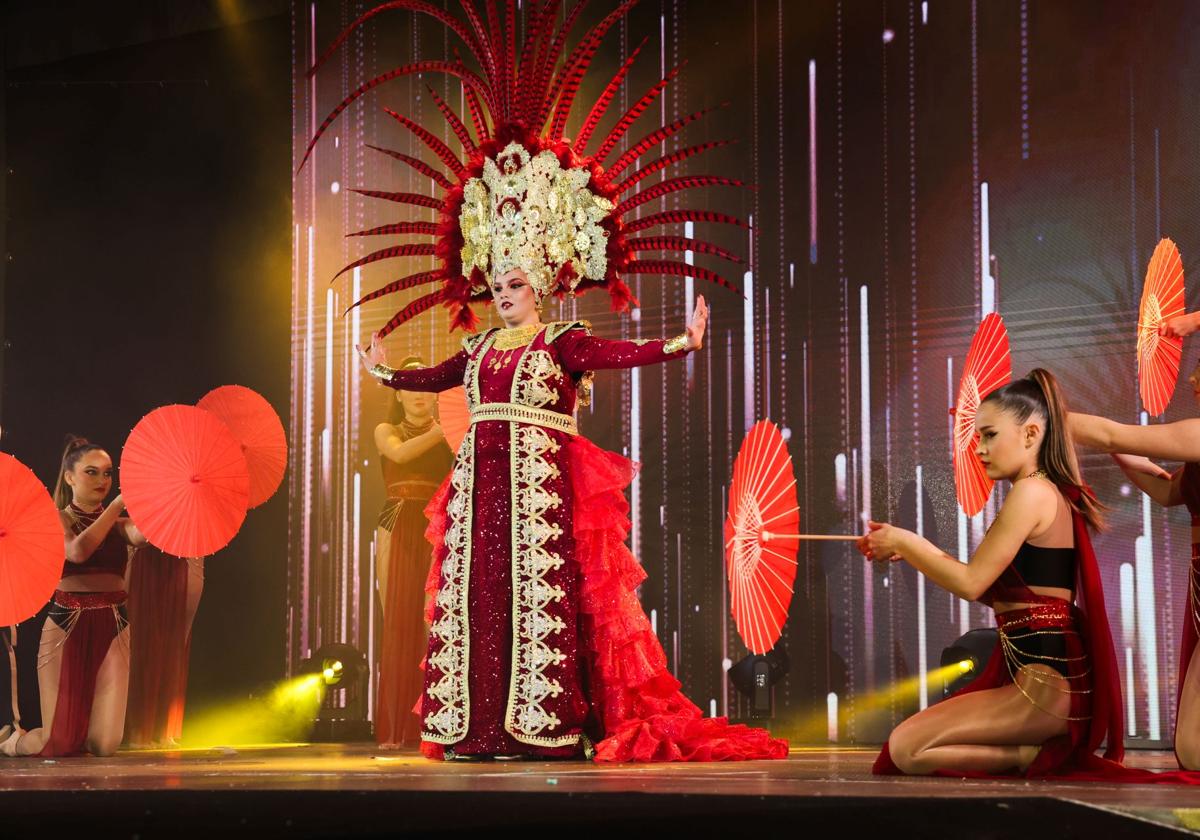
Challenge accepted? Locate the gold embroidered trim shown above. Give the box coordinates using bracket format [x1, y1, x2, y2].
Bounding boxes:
[501, 340, 579, 747]
[513, 350, 559, 408]
[421, 334, 493, 744]
[462, 329, 496, 355]
[492, 323, 543, 350]
[469, 403, 578, 436]
[421, 425, 475, 743]
[664, 333, 690, 354]
[369, 363, 397, 382]
[543, 320, 592, 344]
[504, 423, 576, 746]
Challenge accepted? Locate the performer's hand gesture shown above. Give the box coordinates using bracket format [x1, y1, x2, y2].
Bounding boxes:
[857, 520, 906, 564]
[1161, 313, 1200, 339]
[685, 295, 709, 351]
[356, 331, 387, 374]
[1110, 452, 1171, 479]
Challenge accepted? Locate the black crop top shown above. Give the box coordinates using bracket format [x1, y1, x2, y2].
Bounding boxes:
[1011, 543, 1075, 590]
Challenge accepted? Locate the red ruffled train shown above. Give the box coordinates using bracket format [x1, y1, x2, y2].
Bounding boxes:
[417, 435, 788, 762]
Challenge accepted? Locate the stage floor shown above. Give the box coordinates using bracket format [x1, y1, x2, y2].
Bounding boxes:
[3, 744, 1199, 836]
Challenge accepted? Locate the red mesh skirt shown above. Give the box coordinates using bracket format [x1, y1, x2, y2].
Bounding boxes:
[39, 590, 127, 757]
[125, 548, 191, 745]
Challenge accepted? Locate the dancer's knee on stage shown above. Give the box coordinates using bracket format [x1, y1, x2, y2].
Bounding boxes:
[86, 730, 121, 757]
[1176, 732, 1200, 771]
[885, 719, 927, 775]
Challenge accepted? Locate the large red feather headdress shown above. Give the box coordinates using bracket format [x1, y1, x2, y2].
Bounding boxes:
[300, 0, 746, 336]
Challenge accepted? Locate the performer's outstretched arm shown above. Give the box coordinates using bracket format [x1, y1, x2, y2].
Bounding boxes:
[557, 295, 709, 372]
[858, 477, 1054, 601]
[356, 331, 467, 392]
[1071, 412, 1200, 462]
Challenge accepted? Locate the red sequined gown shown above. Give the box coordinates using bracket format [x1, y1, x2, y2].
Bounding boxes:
[384, 321, 787, 761]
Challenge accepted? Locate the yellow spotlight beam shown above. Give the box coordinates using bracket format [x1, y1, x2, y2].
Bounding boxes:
[178, 674, 326, 748]
[783, 660, 976, 742]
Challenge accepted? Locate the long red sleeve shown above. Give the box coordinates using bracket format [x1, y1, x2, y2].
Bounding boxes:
[554, 328, 689, 374]
[382, 351, 468, 392]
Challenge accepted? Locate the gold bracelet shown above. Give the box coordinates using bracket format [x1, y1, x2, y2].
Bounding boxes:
[369, 362, 397, 382]
[664, 333, 690, 354]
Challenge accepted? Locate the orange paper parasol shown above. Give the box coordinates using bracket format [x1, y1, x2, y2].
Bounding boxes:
[724, 420, 801, 655]
[1138, 238, 1186, 417]
[121, 405, 250, 557]
[197, 385, 287, 509]
[0, 453, 63, 626]
[953, 313, 1012, 516]
[438, 386, 471, 453]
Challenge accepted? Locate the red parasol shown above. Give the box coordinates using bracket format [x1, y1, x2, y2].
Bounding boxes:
[437, 386, 471, 453]
[952, 313, 1012, 516]
[120, 405, 250, 557]
[197, 385, 287, 509]
[1137, 238, 1185, 417]
[724, 420, 801, 655]
[0, 453, 63, 626]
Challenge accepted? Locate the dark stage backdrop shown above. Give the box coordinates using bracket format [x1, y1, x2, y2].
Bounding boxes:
[288, 0, 1200, 748]
[3, 10, 292, 714]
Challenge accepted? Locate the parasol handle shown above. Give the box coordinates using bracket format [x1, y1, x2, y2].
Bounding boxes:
[760, 530, 859, 543]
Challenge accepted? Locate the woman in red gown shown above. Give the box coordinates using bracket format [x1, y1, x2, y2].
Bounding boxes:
[373, 357, 455, 748]
[1, 437, 147, 757]
[359, 273, 785, 762]
[858, 370, 1122, 776]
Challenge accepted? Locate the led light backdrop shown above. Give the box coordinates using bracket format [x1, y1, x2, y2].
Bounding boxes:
[290, 0, 1200, 746]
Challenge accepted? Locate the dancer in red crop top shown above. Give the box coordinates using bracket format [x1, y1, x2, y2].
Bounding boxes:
[858, 370, 1122, 776]
[1, 436, 146, 757]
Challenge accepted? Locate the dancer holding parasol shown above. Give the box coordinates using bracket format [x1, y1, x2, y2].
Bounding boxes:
[2, 437, 148, 757]
[858, 316, 1122, 776]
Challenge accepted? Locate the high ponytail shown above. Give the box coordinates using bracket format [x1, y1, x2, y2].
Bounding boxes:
[53, 435, 104, 510]
[981, 368, 1105, 531]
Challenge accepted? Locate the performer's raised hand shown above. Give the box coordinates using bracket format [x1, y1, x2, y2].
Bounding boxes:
[685, 295, 709, 351]
[356, 331, 387, 374]
[1161, 313, 1200, 339]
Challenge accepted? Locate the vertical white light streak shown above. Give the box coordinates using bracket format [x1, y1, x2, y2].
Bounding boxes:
[827, 692, 838, 742]
[1120, 561, 1137, 736]
[367, 532, 376, 716]
[980, 182, 994, 315]
[302, 225, 315, 652]
[353, 471, 361, 644]
[1135, 414, 1161, 738]
[860, 286, 873, 682]
[744, 220, 756, 432]
[685, 221, 695, 383]
[809, 59, 818, 264]
[631, 365, 640, 559]
[921, 1, 929, 24]
[947, 356, 968, 633]
[835, 453, 847, 502]
[916, 464, 928, 709]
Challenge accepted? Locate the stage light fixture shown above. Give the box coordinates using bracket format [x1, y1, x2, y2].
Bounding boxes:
[729, 647, 790, 719]
[939, 628, 997, 698]
[299, 643, 371, 741]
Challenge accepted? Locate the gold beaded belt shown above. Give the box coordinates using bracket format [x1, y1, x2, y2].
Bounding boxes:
[995, 601, 1073, 631]
[386, 480, 441, 500]
[469, 402, 578, 436]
